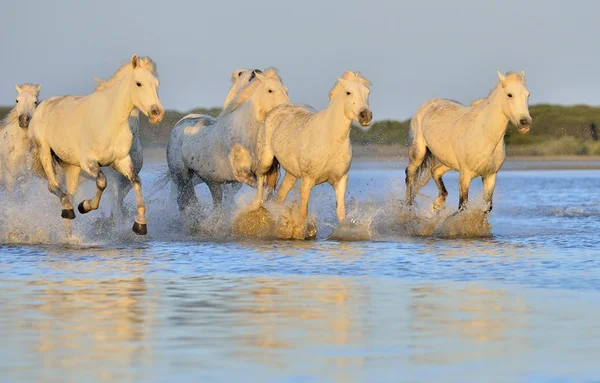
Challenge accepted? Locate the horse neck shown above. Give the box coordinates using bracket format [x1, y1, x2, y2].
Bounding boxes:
[320, 96, 352, 142]
[225, 100, 261, 143]
[129, 109, 140, 136]
[94, 76, 136, 130]
[473, 86, 509, 146]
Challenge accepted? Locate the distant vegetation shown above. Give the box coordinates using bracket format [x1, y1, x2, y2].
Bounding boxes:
[2, 103, 600, 156]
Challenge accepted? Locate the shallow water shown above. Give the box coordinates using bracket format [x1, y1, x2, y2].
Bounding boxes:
[1, 160, 599, 382]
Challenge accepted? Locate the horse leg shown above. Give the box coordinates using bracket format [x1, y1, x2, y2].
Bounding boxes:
[38, 145, 75, 219]
[297, 178, 315, 237]
[174, 171, 199, 212]
[249, 173, 266, 211]
[78, 163, 107, 215]
[111, 156, 147, 235]
[265, 158, 280, 201]
[249, 149, 276, 211]
[275, 173, 297, 205]
[206, 182, 223, 213]
[64, 164, 82, 197]
[482, 173, 497, 214]
[432, 163, 451, 212]
[405, 141, 428, 205]
[223, 183, 242, 206]
[115, 174, 133, 219]
[458, 171, 475, 211]
[333, 173, 349, 222]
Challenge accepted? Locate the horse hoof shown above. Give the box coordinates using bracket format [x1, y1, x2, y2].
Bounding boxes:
[61, 209, 76, 220]
[132, 221, 147, 235]
[77, 201, 90, 214]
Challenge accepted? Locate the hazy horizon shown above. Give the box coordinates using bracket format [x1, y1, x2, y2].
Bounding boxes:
[2, 0, 599, 120]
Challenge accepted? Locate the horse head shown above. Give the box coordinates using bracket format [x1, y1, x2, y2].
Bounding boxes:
[332, 72, 372, 127]
[129, 54, 164, 125]
[497, 71, 531, 134]
[14, 83, 41, 128]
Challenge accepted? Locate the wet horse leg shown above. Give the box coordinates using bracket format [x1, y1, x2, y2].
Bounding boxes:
[206, 182, 223, 213]
[405, 143, 428, 205]
[458, 171, 475, 211]
[112, 156, 147, 235]
[37, 145, 75, 219]
[296, 178, 314, 238]
[63, 164, 82, 235]
[432, 163, 451, 212]
[482, 173, 497, 214]
[333, 173, 348, 222]
[78, 162, 107, 214]
[275, 173, 297, 205]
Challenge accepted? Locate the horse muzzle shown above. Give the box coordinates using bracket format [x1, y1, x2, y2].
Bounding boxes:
[358, 109, 373, 127]
[518, 117, 532, 134]
[18, 114, 30, 128]
[148, 105, 164, 125]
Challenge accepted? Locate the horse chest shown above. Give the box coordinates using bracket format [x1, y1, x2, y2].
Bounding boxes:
[95, 128, 133, 165]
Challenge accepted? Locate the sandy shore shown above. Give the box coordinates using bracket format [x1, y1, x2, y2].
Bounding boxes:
[144, 146, 600, 171]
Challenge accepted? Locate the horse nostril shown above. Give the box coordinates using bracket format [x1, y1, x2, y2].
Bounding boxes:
[359, 111, 366, 120]
[151, 108, 160, 117]
[520, 118, 529, 126]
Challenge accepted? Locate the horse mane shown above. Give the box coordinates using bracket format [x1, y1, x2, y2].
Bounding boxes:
[329, 71, 372, 100]
[1, 83, 41, 127]
[219, 67, 281, 116]
[485, 71, 525, 99]
[471, 98, 486, 106]
[95, 56, 158, 91]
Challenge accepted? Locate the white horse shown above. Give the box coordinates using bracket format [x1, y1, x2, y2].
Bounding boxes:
[172, 68, 261, 137]
[405, 71, 531, 213]
[91, 76, 143, 221]
[28, 55, 164, 235]
[166, 67, 289, 212]
[0, 84, 41, 196]
[250, 71, 372, 235]
[165, 69, 262, 206]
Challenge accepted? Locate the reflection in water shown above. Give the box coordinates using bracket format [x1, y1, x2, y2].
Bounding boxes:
[2, 271, 600, 382]
[0, 250, 156, 382]
[409, 285, 529, 366]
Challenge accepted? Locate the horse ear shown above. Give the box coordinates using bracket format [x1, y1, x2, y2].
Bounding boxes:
[131, 54, 139, 69]
[254, 72, 267, 82]
[15, 84, 21, 94]
[337, 77, 350, 87]
[92, 77, 104, 86]
[35, 84, 42, 93]
[518, 71, 525, 79]
[497, 71, 506, 83]
[231, 69, 244, 83]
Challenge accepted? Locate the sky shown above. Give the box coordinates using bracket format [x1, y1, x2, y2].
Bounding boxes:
[1, 0, 599, 120]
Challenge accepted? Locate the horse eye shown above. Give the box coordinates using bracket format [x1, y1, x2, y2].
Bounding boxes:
[136, 82, 142, 87]
[268, 89, 273, 93]
[507, 93, 513, 98]
[238, 72, 243, 77]
[15, 100, 18, 103]
[346, 92, 351, 95]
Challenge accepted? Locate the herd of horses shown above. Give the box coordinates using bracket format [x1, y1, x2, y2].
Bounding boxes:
[0, 54, 531, 238]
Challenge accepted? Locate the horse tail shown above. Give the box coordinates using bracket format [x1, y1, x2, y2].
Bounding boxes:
[413, 148, 435, 194]
[150, 165, 172, 196]
[407, 102, 437, 196]
[265, 157, 280, 195]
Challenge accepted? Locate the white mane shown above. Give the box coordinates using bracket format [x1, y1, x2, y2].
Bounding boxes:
[94, 56, 158, 91]
[219, 67, 282, 116]
[329, 71, 371, 100]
